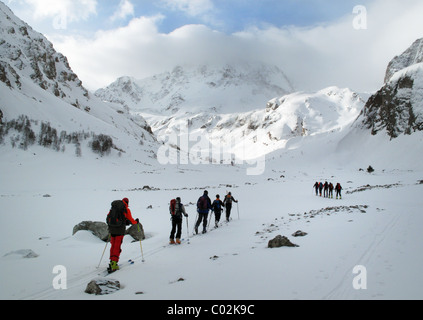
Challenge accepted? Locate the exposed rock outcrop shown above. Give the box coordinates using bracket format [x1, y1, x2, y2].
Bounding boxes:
[268, 235, 299, 248]
[72, 221, 146, 242]
[85, 278, 120, 295]
[356, 38, 423, 139]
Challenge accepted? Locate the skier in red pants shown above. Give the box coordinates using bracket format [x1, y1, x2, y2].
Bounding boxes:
[107, 198, 139, 273]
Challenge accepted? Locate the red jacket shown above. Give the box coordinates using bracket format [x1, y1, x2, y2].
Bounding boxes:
[123, 202, 137, 225]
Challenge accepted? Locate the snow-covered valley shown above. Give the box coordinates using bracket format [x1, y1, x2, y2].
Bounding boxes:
[1, 0, 423, 302]
[1, 128, 423, 300]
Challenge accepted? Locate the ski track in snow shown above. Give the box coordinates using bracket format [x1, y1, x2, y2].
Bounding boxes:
[323, 211, 402, 299]
[5, 171, 421, 300]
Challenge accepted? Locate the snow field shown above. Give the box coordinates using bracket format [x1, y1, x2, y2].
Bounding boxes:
[1, 144, 422, 300]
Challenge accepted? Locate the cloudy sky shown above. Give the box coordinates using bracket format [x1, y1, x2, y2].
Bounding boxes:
[5, 0, 423, 93]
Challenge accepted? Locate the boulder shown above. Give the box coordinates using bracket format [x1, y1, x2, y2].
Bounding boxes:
[268, 235, 299, 248]
[85, 278, 120, 295]
[292, 230, 308, 237]
[73, 221, 146, 242]
[3, 249, 39, 259]
[126, 223, 145, 241]
[72, 221, 109, 242]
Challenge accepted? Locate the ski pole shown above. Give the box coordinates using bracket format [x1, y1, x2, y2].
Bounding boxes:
[97, 234, 110, 268]
[237, 202, 240, 220]
[208, 211, 214, 231]
[186, 215, 190, 240]
[193, 212, 199, 234]
[137, 224, 145, 262]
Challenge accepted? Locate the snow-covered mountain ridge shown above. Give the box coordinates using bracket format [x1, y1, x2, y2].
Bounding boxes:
[0, 2, 88, 105]
[0, 1, 156, 158]
[96, 63, 368, 160]
[95, 63, 295, 116]
[354, 38, 423, 139]
[141, 86, 368, 160]
[385, 38, 423, 83]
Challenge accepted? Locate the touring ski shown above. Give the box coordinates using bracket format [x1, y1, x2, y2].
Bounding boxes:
[100, 259, 135, 277]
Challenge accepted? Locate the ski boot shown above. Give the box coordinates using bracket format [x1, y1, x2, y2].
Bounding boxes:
[169, 239, 176, 245]
[176, 238, 181, 245]
[108, 261, 119, 273]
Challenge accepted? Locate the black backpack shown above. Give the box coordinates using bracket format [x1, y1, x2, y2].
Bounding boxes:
[224, 195, 232, 205]
[198, 196, 208, 210]
[107, 200, 126, 227]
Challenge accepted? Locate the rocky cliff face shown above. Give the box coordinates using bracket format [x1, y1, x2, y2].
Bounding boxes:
[357, 38, 423, 139]
[0, 2, 89, 106]
[385, 38, 423, 83]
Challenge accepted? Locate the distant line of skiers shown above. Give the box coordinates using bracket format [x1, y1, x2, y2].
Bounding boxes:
[313, 181, 343, 199]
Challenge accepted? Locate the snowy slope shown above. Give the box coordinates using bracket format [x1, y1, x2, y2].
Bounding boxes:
[1, 133, 423, 301]
[0, 1, 89, 105]
[0, 1, 156, 159]
[141, 86, 368, 162]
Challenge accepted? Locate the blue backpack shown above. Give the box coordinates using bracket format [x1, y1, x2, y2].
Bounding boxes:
[213, 200, 222, 211]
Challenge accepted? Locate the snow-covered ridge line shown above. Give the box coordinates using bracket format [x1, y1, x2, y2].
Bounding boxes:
[0, 1, 158, 160]
[95, 63, 295, 115]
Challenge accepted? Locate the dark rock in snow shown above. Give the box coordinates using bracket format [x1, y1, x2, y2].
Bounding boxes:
[72, 221, 109, 242]
[73, 221, 146, 242]
[85, 278, 120, 295]
[268, 235, 299, 248]
[292, 230, 308, 237]
[3, 249, 39, 259]
[126, 223, 146, 241]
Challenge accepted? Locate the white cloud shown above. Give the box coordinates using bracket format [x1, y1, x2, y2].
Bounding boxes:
[49, 0, 423, 94]
[18, 0, 97, 23]
[110, 0, 134, 22]
[160, 0, 214, 17]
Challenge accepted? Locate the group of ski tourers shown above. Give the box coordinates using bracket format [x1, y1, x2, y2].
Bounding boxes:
[313, 181, 343, 199]
[190, 191, 238, 236]
[105, 191, 238, 273]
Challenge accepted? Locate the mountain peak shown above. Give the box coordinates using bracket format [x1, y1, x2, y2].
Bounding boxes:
[1, 2, 156, 157]
[385, 38, 423, 83]
[95, 62, 295, 115]
[0, 1, 89, 104]
[357, 38, 423, 139]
